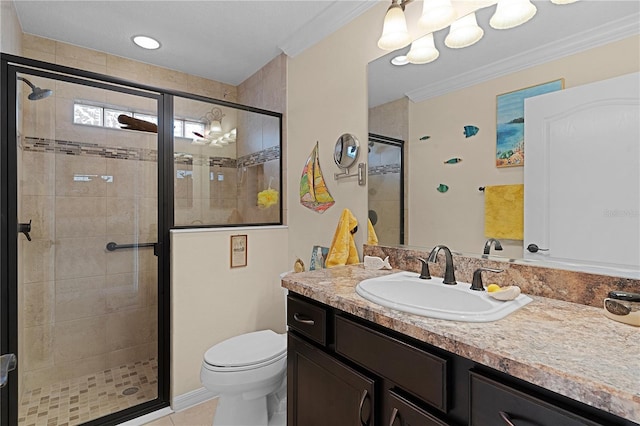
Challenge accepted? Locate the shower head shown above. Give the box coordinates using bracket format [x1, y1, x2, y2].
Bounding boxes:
[17, 76, 53, 101]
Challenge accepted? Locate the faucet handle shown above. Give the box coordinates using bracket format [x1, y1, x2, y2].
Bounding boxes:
[412, 257, 431, 280]
[471, 267, 504, 291]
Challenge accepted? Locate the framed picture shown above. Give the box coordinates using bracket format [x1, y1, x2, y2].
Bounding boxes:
[309, 245, 329, 270]
[230, 234, 247, 268]
[496, 79, 564, 168]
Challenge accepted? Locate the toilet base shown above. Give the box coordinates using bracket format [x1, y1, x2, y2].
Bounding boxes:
[213, 394, 267, 426]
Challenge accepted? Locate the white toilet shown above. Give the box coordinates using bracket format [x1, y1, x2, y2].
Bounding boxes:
[200, 329, 287, 426]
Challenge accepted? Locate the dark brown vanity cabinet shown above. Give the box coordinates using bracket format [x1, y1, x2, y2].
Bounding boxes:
[286, 293, 634, 426]
[287, 334, 375, 426]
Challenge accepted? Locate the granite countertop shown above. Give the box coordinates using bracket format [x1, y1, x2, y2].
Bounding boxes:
[281, 265, 640, 423]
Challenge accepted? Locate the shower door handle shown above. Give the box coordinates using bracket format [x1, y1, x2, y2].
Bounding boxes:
[18, 220, 32, 241]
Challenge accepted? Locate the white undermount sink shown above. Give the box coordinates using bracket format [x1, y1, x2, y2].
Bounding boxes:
[356, 271, 532, 322]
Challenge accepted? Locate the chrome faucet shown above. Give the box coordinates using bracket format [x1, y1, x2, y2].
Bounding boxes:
[483, 238, 503, 255]
[427, 245, 456, 285]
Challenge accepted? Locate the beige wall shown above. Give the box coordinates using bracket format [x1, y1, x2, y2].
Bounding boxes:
[407, 35, 640, 258]
[286, 3, 387, 266]
[0, 0, 22, 55]
[170, 227, 288, 399]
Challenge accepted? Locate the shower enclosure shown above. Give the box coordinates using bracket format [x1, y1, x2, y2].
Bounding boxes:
[1, 56, 170, 425]
[1, 53, 283, 425]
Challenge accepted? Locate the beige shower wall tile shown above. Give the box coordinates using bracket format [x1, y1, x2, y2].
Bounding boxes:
[22, 239, 55, 283]
[22, 34, 56, 55]
[104, 272, 147, 312]
[55, 196, 107, 238]
[106, 308, 152, 351]
[54, 78, 108, 103]
[55, 276, 108, 322]
[22, 48, 56, 64]
[55, 154, 107, 197]
[20, 195, 55, 240]
[107, 196, 161, 240]
[54, 97, 109, 145]
[22, 353, 107, 391]
[53, 315, 108, 363]
[21, 92, 56, 139]
[23, 281, 55, 327]
[23, 324, 54, 371]
[55, 236, 106, 280]
[106, 158, 157, 198]
[106, 344, 150, 369]
[56, 42, 107, 67]
[187, 75, 223, 100]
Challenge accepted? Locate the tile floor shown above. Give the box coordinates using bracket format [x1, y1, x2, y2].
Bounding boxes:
[142, 399, 218, 426]
[18, 357, 158, 426]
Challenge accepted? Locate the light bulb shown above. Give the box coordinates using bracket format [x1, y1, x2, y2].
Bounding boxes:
[377, 2, 411, 51]
[407, 34, 440, 64]
[445, 12, 484, 49]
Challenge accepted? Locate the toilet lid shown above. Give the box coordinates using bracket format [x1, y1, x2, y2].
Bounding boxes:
[204, 330, 286, 368]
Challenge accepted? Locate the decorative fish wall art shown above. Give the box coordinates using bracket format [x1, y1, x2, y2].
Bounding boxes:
[444, 158, 462, 164]
[463, 125, 479, 138]
[419, 135, 431, 140]
[436, 184, 449, 193]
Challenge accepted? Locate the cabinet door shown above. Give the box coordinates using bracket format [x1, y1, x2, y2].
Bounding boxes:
[288, 333, 375, 426]
[387, 390, 448, 426]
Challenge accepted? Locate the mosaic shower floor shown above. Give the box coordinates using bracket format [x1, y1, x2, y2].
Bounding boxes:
[19, 357, 158, 426]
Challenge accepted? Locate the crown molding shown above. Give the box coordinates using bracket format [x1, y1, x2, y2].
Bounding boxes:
[407, 12, 640, 103]
[279, 0, 379, 58]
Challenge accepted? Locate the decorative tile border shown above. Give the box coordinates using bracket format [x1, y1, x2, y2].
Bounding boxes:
[238, 145, 280, 168]
[23, 137, 158, 162]
[369, 163, 400, 176]
[23, 137, 278, 170]
[364, 244, 640, 308]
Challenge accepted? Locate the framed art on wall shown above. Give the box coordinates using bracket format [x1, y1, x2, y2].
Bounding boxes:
[230, 234, 248, 268]
[496, 79, 564, 168]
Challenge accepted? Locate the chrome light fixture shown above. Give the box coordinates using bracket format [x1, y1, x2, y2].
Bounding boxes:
[378, 0, 579, 67]
[445, 12, 484, 49]
[490, 0, 537, 30]
[377, 0, 411, 50]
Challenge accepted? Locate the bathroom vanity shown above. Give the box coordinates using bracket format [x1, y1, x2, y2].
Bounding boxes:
[282, 265, 639, 426]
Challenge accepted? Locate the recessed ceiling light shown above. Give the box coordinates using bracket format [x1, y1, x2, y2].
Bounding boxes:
[132, 35, 161, 50]
[391, 55, 409, 66]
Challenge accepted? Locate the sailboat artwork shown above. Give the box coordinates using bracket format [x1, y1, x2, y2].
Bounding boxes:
[300, 142, 335, 213]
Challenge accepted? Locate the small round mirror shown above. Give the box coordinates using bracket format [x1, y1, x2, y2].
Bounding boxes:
[334, 133, 360, 170]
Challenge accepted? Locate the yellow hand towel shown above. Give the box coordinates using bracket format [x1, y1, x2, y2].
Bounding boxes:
[326, 209, 360, 268]
[367, 218, 378, 246]
[484, 184, 524, 240]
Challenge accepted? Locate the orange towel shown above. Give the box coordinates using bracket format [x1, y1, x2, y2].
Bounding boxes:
[326, 209, 360, 268]
[484, 184, 524, 240]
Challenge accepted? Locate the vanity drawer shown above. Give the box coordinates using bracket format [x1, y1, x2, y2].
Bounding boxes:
[335, 315, 448, 413]
[287, 296, 327, 346]
[470, 372, 603, 426]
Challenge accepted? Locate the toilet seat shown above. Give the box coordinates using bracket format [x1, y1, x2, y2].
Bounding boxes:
[203, 330, 286, 372]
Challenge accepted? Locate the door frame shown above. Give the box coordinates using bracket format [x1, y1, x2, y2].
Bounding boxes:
[0, 53, 174, 426]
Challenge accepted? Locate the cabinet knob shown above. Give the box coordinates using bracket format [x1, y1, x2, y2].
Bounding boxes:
[499, 411, 516, 426]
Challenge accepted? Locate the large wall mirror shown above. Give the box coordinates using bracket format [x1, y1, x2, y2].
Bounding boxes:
[367, 0, 640, 278]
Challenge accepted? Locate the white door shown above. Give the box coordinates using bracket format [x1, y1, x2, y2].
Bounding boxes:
[524, 72, 640, 278]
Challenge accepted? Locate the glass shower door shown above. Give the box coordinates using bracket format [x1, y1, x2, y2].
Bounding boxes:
[14, 71, 161, 425]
